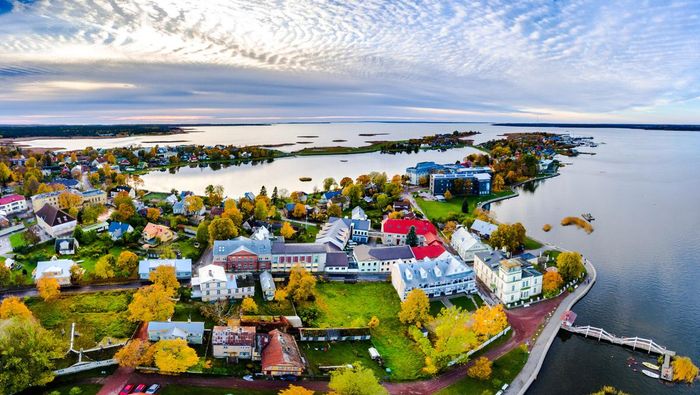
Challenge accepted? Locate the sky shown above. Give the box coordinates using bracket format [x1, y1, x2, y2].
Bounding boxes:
[0, 0, 699, 124]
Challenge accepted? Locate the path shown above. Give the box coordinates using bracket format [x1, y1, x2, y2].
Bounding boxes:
[195, 244, 213, 270]
[0, 281, 145, 300]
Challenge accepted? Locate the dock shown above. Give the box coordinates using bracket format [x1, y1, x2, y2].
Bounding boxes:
[560, 311, 675, 381]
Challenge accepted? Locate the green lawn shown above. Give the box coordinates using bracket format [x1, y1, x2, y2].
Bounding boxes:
[40, 383, 102, 395]
[172, 301, 212, 328]
[416, 191, 515, 222]
[430, 300, 446, 316]
[142, 191, 171, 202]
[252, 282, 295, 316]
[449, 295, 477, 312]
[473, 294, 485, 307]
[160, 386, 277, 395]
[171, 237, 204, 260]
[26, 290, 137, 350]
[305, 282, 426, 380]
[9, 231, 27, 249]
[436, 345, 529, 395]
[523, 237, 543, 250]
[302, 340, 387, 379]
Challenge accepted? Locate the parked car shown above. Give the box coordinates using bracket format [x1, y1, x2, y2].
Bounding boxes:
[243, 375, 254, 382]
[134, 384, 147, 393]
[280, 374, 298, 381]
[119, 384, 134, 395]
[145, 384, 160, 394]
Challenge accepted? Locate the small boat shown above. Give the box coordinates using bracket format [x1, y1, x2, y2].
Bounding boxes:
[642, 369, 660, 379]
[581, 213, 595, 221]
[643, 362, 660, 370]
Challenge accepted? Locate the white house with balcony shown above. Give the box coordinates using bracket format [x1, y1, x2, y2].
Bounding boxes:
[390, 252, 475, 301]
[473, 251, 543, 304]
[191, 264, 255, 302]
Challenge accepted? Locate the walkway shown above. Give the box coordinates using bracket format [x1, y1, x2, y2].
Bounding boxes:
[0, 281, 145, 300]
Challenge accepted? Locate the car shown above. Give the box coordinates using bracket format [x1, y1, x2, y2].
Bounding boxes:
[118, 384, 134, 395]
[243, 375, 254, 382]
[134, 384, 147, 393]
[145, 384, 160, 394]
[279, 374, 298, 381]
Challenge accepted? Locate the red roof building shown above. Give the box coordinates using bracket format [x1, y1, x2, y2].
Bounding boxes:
[261, 329, 304, 377]
[411, 244, 446, 260]
[381, 218, 439, 246]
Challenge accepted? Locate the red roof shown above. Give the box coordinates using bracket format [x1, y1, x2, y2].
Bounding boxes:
[0, 194, 24, 206]
[261, 329, 304, 372]
[382, 219, 437, 236]
[411, 244, 446, 260]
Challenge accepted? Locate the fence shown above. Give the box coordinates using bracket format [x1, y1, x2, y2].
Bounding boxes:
[299, 327, 371, 342]
[53, 359, 117, 376]
[448, 326, 511, 366]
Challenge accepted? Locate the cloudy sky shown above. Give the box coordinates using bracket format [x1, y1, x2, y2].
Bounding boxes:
[0, 0, 699, 124]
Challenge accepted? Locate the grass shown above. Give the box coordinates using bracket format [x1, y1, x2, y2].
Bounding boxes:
[26, 290, 137, 350]
[473, 294, 485, 307]
[416, 191, 515, 222]
[523, 236, 543, 250]
[9, 231, 27, 249]
[38, 383, 102, 395]
[302, 340, 387, 379]
[142, 191, 171, 202]
[170, 237, 204, 260]
[449, 295, 477, 312]
[160, 386, 277, 395]
[305, 282, 426, 380]
[252, 282, 295, 316]
[172, 301, 212, 328]
[430, 300, 446, 316]
[436, 345, 530, 395]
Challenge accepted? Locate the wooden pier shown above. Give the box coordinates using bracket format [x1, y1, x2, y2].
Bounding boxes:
[560, 311, 675, 381]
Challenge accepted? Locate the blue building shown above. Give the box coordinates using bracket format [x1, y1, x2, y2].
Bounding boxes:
[138, 258, 192, 280]
[429, 170, 492, 196]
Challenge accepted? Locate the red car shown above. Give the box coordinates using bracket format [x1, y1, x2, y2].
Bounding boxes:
[134, 384, 147, 393]
[119, 384, 134, 395]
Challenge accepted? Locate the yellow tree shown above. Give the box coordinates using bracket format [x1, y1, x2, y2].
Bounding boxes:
[208, 216, 238, 242]
[115, 339, 151, 368]
[146, 207, 161, 222]
[492, 174, 505, 192]
[241, 297, 258, 314]
[57, 191, 81, 211]
[94, 254, 116, 279]
[292, 203, 307, 218]
[278, 385, 315, 395]
[116, 250, 139, 277]
[467, 357, 493, 380]
[472, 304, 508, 340]
[286, 265, 316, 302]
[367, 316, 380, 329]
[542, 271, 564, 296]
[280, 222, 296, 239]
[150, 339, 199, 374]
[327, 203, 342, 218]
[128, 285, 175, 322]
[149, 265, 180, 295]
[36, 277, 60, 301]
[274, 289, 289, 305]
[432, 306, 477, 364]
[329, 363, 388, 395]
[672, 356, 699, 383]
[557, 251, 585, 282]
[0, 296, 34, 320]
[185, 195, 204, 214]
[398, 289, 431, 326]
[444, 190, 453, 201]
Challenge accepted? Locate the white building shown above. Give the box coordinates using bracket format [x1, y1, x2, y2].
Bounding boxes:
[212, 325, 257, 360]
[390, 252, 475, 301]
[191, 264, 255, 302]
[138, 259, 192, 280]
[260, 271, 276, 301]
[0, 194, 28, 214]
[35, 204, 77, 238]
[473, 251, 543, 305]
[450, 227, 492, 262]
[353, 245, 415, 273]
[34, 259, 76, 286]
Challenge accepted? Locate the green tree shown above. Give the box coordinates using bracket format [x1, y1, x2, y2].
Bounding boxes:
[489, 223, 526, 252]
[196, 220, 210, 245]
[376, 193, 392, 210]
[208, 217, 238, 242]
[259, 185, 267, 197]
[405, 226, 419, 247]
[328, 363, 388, 395]
[323, 177, 336, 191]
[556, 251, 585, 282]
[327, 203, 342, 218]
[271, 187, 279, 203]
[254, 199, 269, 220]
[461, 197, 469, 213]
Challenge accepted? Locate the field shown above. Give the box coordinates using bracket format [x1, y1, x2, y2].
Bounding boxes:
[170, 237, 204, 260]
[9, 231, 27, 249]
[305, 282, 426, 380]
[26, 290, 138, 350]
[416, 191, 514, 221]
[302, 340, 387, 379]
[435, 345, 529, 395]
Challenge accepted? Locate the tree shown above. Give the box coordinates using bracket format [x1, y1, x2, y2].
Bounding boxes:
[327, 203, 342, 218]
[467, 357, 492, 380]
[442, 221, 458, 241]
[128, 285, 175, 322]
[259, 185, 267, 197]
[68, 387, 83, 395]
[196, 220, 210, 245]
[590, 386, 630, 395]
[0, 265, 11, 287]
[160, 245, 177, 259]
[94, 254, 116, 279]
[0, 162, 13, 186]
[405, 226, 419, 247]
[241, 297, 258, 314]
[146, 207, 160, 222]
[342, 184, 363, 206]
[472, 304, 508, 340]
[489, 223, 526, 252]
[398, 289, 430, 326]
[117, 251, 139, 277]
[222, 199, 243, 226]
[81, 203, 106, 225]
[367, 316, 380, 329]
[339, 177, 353, 188]
[492, 174, 505, 192]
[57, 191, 81, 211]
[114, 339, 151, 368]
[149, 265, 179, 295]
[205, 185, 225, 207]
[444, 190, 453, 201]
[428, 306, 477, 367]
[37, 277, 60, 301]
[556, 251, 585, 282]
[286, 265, 316, 303]
[0, 297, 33, 320]
[149, 339, 199, 374]
[274, 289, 289, 304]
[185, 195, 204, 215]
[542, 271, 564, 296]
[113, 191, 134, 210]
[292, 203, 307, 218]
[271, 187, 279, 203]
[208, 217, 238, 242]
[113, 203, 136, 223]
[672, 356, 699, 383]
[70, 264, 84, 284]
[328, 363, 388, 395]
[254, 199, 269, 220]
[323, 177, 336, 191]
[279, 384, 315, 395]
[280, 222, 296, 239]
[376, 193, 392, 210]
[461, 197, 469, 213]
[0, 316, 63, 393]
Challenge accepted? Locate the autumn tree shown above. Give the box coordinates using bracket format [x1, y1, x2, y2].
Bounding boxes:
[672, 356, 699, 383]
[444, 190, 453, 200]
[58, 191, 81, 211]
[94, 254, 116, 279]
[146, 207, 160, 222]
[542, 271, 564, 297]
[405, 226, 419, 247]
[254, 199, 269, 220]
[117, 251, 139, 277]
[557, 251, 585, 282]
[114, 339, 151, 368]
[292, 203, 307, 218]
[128, 285, 175, 322]
[442, 221, 458, 241]
[367, 316, 380, 329]
[280, 222, 296, 239]
[0, 296, 33, 320]
[150, 339, 199, 374]
[0, 162, 13, 186]
[398, 289, 431, 326]
[37, 277, 60, 301]
[323, 177, 336, 191]
[342, 184, 363, 206]
[327, 203, 342, 218]
[241, 297, 258, 314]
[149, 265, 180, 295]
[590, 386, 630, 395]
[185, 195, 204, 214]
[208, 216, 238, 242]
[205, 184, 225, 207]
[285, 265, 316, 303]
[472, 304, 508, 340]
[0, 265, 11, 287]
[492, 174, 506, 192]
[222, 199, 243, 226]
[329, 363, 387, 395]
[279, 384, 315, 395]
[489, 222, 527, 252]
[274, 288, 289, 304]
[467, 357, 493, 380]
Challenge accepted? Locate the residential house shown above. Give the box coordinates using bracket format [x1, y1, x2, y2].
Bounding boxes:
[0, 194, 28, 214]
[54, 237, 78, 255]
[110, 185, 136, 198]
[393, 200, 411, 212]
[411, 244, 447, 260]
[251, 226, 271, 241]
[470, 219, 498, 239]
[390, 252, 476, 301]
[260, 271, 276, 301]
[165, 194, 179, 206]
[147, 321, 204, 344]
[450, 226, 492, 262]
[138, 259, 192, 280]
[261, 329, 304, 377]
[353, 245, 415, 273]
[142, 222, 175, 245]
[315, 217, 351, 250]
[191, 264, 255, 302]
[34, 259, 76, 286]
[51, 177, 81, 190]
[36, 204, 77, 237]
[381, 218, 438, 246]
[351, 206, 367, 221]
[473, 251, 543, 305]
[213, 237, 273, 271]
[212, 325, 257, 360]
[108, 221, 134, 241]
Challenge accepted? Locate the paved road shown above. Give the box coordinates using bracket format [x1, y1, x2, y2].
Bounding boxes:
[195, 245, 213, 270]
[0, 281, 145, 300]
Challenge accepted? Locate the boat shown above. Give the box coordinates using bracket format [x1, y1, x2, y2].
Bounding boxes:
[642, 369, 660, 379]
[581, 213, 595, 221]
[643, 362, 660, 370]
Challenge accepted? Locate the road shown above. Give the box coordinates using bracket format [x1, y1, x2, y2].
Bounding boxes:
[0, 281, 145, 300]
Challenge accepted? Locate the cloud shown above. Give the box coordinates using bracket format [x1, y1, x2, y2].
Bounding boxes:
[0, 0, 698, 123]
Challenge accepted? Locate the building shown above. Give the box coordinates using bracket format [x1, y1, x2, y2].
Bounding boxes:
[30, 189, 106, 213]
[429, 171, 492, 196]
[213, 237, 273, 271]
[30, 191, 64, 213]
[406, 161, 491, 187]
[261, 329, 304, 377]
[212, 325, 257, 360]
[352, 206, 367, 221]
[34, 259, 76, 286]
[35, 204, 77, 237]
[450, 227, 492, 262]
[110, 185, 136, 198]
[470, 219, 498, 239]
[270, 241, 328, 273]
[390, 253, 475, 301]
[260, 271, 276, 301]
[191, 264, 255, 302]
[411, 244, 446, 260]
[315, 217, 351, 250]
[324, 251, 350, 273]
[142, 223, 175, 244]
[108, 221, 134, 240]
[147, 321, 204, 344]
[79, 189, 107, 206]
[0, 194, 27, 214]
[251, 226, 271, 241]
[138, 259, 192, 280]
[54, 237, 78, 255]
[353, 245, 415, 273]
[473, 251, 543, 305]
[381, 218, 438, 246]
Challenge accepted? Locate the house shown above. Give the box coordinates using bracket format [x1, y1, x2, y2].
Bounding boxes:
[51, 177, 81, 190]
[79, 189, 107, 206]
[315, 217, 351, 250]
[473, 251, 543, 305]
[110, 185, 135, 198]
[212, 325, 257, 360]
[390, 252, 476, 301]
[324, 251, 350, 273]
[108, 221, 134, 240]
[470, 219, 498, 239]
[35, 204, 77, 237]
[450, 227, 492, 262]
[213, 237, 273, 271]
[244, 192, 256, 201]
[411, 244, 446, 260]
[260, 271, 276, 301]
[34, 259, 76, 286]
[251, 226, 271, 241]
[261, 329, 304, 377]
[353, 245, 415, 273]
[0, 194, 28, 214]
[165, 194, 179, 206]
[381, 218, 438, 246]
[147, 321, 204, 344]
[351, 206, 367, 221]
[54, 237, 78, 255]
[30, 191, 65, 212]
[138, 259, 192, 280]
[191, 264, 255, 302]
[142, 223, 175, 245]
[270, 240, 328, 273]
[393, 200, 411, 212]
